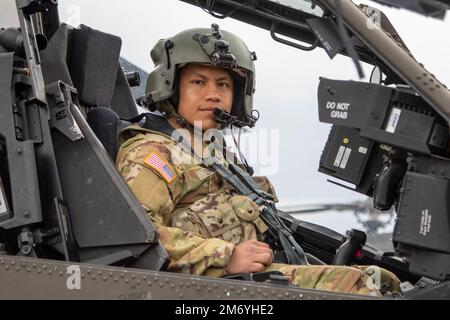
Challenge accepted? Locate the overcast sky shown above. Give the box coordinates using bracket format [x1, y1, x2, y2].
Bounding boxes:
[2, 0, 450, 232]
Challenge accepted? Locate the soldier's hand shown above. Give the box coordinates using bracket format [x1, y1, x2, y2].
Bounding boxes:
[225, 240, 273, 274]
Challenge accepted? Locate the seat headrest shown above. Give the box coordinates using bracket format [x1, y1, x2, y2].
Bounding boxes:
[87, 107, 130, 160]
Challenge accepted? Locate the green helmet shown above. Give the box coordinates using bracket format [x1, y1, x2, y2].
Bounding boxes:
[142, 24, 258, 127]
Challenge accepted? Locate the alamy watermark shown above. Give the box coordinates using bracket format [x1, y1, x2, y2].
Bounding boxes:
[168, 121, 280, 176]
[366, 7, 381, 30]
[66, 265, 81, 290]
[365, 266, 382, 293]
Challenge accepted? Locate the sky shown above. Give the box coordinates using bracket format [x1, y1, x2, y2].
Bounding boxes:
[2, 0, 450, 233]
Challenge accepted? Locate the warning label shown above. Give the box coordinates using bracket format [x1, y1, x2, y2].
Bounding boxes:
[0, 183, 7, 214]
[334, 146, 352, 169]
[326, 101, 351, 120]
[385, 108, 402, 133]
[419, 209, 432, 236]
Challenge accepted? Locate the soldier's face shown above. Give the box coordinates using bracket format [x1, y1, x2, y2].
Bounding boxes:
[178, 64, 233, 130]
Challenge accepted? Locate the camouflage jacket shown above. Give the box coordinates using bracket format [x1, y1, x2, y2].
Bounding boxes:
[116, 117, 277, 277]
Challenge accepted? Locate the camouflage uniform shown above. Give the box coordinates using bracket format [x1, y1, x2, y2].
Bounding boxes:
[117, 118, 401, 297]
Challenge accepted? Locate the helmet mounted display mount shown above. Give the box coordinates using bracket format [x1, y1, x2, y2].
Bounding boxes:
[194, 24, 238, 69]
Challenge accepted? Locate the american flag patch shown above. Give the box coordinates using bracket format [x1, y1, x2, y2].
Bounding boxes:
[143, 153, 177, 183]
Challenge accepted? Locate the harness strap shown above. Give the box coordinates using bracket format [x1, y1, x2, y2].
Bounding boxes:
[140, 113, 308, 265]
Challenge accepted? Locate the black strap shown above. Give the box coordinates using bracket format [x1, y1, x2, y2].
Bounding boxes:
[140, 114, 308, 265]
[213, 162, 307, 265]
[141, 113, 177, 137]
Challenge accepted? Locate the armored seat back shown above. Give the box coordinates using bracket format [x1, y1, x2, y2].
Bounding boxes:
[86, 107, 131, 161]
[35, 23, 168, 269]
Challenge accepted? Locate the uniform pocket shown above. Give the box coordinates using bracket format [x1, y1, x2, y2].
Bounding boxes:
[171, 192, 268, 245]
[195, 196, 242, 237]
[229, 195, 268, 234]
[187, 192, 244, 244]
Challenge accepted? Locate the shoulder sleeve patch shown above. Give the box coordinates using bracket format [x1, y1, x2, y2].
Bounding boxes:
[143, 152, 177, 184]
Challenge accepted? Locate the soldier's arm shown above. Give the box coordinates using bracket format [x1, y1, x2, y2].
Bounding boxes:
[117, 140, 236, 276]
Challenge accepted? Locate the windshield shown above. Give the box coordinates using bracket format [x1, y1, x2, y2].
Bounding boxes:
[0, 1, 19, 26]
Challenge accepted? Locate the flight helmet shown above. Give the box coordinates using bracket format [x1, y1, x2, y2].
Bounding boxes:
[141, 24, 258, 128]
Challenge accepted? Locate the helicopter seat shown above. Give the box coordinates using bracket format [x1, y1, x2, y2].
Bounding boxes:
[86, 107, 130, 161]
[37, 23, 168, 270]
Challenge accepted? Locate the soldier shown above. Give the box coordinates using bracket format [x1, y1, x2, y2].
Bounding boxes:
[116, 25, 400, 296]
